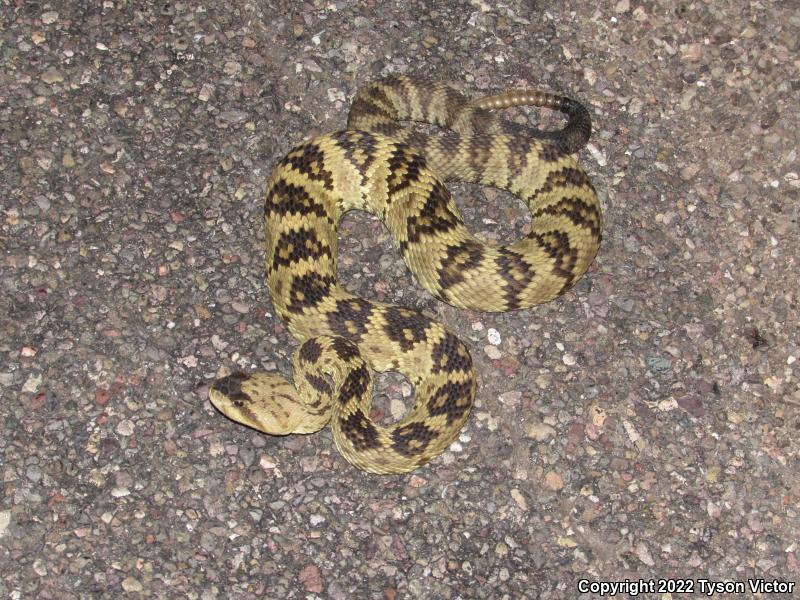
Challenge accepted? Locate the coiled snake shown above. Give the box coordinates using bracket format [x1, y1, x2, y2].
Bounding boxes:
[209, 75, 602, 474]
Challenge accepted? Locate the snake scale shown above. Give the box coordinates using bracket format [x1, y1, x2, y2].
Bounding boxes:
[209, 75, 602, 474]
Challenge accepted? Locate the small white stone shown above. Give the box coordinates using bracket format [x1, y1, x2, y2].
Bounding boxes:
[448, 440, 463, 452]
[223, 61, 241, 76]
[33, 558, 48, 576]
[0, 511, 10, 538]
[198, 83, 214, 102]
[116, 419, 135, 436]
[483, 415, 498, 431]
[510, 489, 528, 511]
[22, 374, 42, 393]
[111, 487, 130, 498]
[525, 422, 555, 441]
[587, 143, 607, 167]
[487, 328, 501, 345]
[121, 577, 143, 592]
[327, 88, 345, 103]
[498, 390, 521, 407]
[390, 398, 406, 420]
[179, 355, 197, 367]
[635, 542, 655, 566]
[589, 404, 607, 427]
[41, 11, 59, 24]
[484, 345, 502, 359]
[622, 419, 641, 444]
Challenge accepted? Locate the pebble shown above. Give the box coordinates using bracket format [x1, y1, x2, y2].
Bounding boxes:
[222, 61, 241, 76]
[589, 404, 607, 427]
[484, 345, 502, 359]
[498, 390, 521, 407]
[198, 84, 214, 102]
[121, 577, 143, 593]
[635, 543, 655, 567]
[510, 489, 528, 511]
[645, 356, 672, 374]
[231, 301, 250, 314]
[33, 558, 48, 576]
[535, 373, 552, 389]
[26, 465, 42, 482]
[525, 422, 556, 441]
[298, 565, 322, 593]
[0, 511, 9, 537]
[390, 398, 406, 419]
[544, 471, 564, 491]
[116, 420, 135, 436]
[40, 68, 64, 84]
[22, 374, 42, 393]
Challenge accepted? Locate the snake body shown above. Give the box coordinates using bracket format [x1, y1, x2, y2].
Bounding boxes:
[209, 76, 602, 474]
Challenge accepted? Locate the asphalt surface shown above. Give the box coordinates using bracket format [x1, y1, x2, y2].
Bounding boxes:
[1, 1, 798, 598]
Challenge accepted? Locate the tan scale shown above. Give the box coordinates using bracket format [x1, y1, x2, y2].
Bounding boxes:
[209, 75, 602, 474]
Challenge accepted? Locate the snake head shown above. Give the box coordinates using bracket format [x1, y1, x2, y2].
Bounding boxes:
[209, 371, 312, 435]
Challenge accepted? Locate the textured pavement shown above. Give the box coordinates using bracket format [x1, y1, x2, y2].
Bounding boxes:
[1, 1, 798, 598]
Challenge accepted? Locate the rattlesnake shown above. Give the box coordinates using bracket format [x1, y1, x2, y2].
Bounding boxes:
[209, 75, 602, 474]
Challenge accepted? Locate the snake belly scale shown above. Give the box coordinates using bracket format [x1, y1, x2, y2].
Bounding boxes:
[209, 75, 602, 474]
